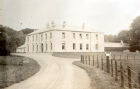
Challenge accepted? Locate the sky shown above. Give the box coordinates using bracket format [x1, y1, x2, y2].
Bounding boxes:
[0, 0, 140, 34]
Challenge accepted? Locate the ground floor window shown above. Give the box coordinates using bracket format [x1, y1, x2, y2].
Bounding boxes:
[73, 43, 76, 50]
[86, 44, 89, 50]
[96, 44, 98, 50]
[62, 43, 65, 50]
[27, 45, 29, 52]
[37, 45, 38, 52]
[46, 43, 47, 51]
[41, 43, 43, 52]
[33, 45, 34, 52]
[80, 43, 82, 50]
[50, 43, 52, 50]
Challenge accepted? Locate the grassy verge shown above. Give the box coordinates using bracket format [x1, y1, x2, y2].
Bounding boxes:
[0, 55, 40, 88]
[73, 61, 124, 89]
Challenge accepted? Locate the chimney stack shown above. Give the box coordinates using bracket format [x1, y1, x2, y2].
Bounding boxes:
[82, 23, 85, 29]
[51, 21, 55, 28]
[46, 23, 50, 29]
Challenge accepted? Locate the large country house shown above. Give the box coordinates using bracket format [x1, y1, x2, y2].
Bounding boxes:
[16, 23, 105, 53]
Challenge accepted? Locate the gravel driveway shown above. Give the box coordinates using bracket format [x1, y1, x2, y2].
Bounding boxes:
[5, 53, 91, 89]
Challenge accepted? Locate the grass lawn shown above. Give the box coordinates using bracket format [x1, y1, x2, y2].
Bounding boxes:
[0, 55, 40, 88]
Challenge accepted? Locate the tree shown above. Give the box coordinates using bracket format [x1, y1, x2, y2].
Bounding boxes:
[0, 26, 10, 55]
[129, 16, 140, 51]
[104, 35, 120, 42]
[0, 25, 35, 55]
[117, 30, 130, 43]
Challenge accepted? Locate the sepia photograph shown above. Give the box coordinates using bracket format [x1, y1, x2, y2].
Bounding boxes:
[0, 0, 140, 89]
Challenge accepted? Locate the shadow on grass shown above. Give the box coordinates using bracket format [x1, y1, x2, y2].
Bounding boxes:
[0, 55, 40, 88]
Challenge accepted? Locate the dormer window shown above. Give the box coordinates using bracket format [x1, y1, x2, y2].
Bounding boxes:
[86, 34, 89, 39]
[62, 32, 65, 39]
[96, 34, 98, 40]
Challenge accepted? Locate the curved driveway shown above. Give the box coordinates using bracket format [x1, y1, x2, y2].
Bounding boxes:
[5, 53, 91, 89]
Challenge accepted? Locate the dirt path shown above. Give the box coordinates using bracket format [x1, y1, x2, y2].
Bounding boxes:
[5, 53, 91, 89]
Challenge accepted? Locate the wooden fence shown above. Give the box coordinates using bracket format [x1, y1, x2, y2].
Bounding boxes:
[80, 55, 140, 89]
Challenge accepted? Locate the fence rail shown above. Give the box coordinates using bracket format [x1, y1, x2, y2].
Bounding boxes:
[80, 55, 140, 89]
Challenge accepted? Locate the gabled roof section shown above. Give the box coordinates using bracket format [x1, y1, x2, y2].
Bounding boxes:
[17, 44, 26, 48]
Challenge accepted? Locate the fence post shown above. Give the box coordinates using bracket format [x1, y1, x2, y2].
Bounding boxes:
[138, 73, 140, 89]
[106, 56, 110, 73]
[120, 62, 124, 87]
[111, 59, 113, 77]
[82, 55, 84, 63]
[127, 66, 132, 89]
[85, 56, 86, 64]
[81, 55, 82, 63]
[115, 60, 118, 81]
[127, 54, 129, 65]
[120, 55, 121, 61]
[86, 56, 87, 64]
[83, 55, 86, 64]
[83, 55, 84, 64]
[127, 54, 128, 60]
[93, 55, 94, 66]
[82, 55, 84, 64]
[89, 55, 90, 65]
[101, 55, 103, 70]
[97, 55, 99, 68]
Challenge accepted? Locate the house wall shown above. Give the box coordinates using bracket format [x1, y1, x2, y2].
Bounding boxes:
[23, 30, 104, 53]
[53, 31, 104, 52]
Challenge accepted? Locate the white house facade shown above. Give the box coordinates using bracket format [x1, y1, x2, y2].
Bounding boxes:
[17, 24, 104, 53]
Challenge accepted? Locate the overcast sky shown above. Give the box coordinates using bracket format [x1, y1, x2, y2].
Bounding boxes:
[0, 0, 140, 34]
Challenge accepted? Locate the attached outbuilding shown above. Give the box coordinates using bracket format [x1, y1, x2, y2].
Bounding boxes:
[16, 44, 26, 53]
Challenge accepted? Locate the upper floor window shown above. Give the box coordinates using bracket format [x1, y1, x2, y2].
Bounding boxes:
[79, 34, 82, 39]
[27, 36, 29, 42]
[73, 43, 76, 50]
[41, 34, 43, 41]
[73, 33, 75, 39]
[32, 35, 34, 42]
[96, 44, 98, 50]
[86, 44, 89, 50]
[80, 43, 82, 50]
[86, 34, 89, 39]
[46, 43, 47, 51]
[50, 32, 52, 39]
[62, 43, 65, 50]
[62, 32, 65, 39]
[96, 34, 98, 40]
